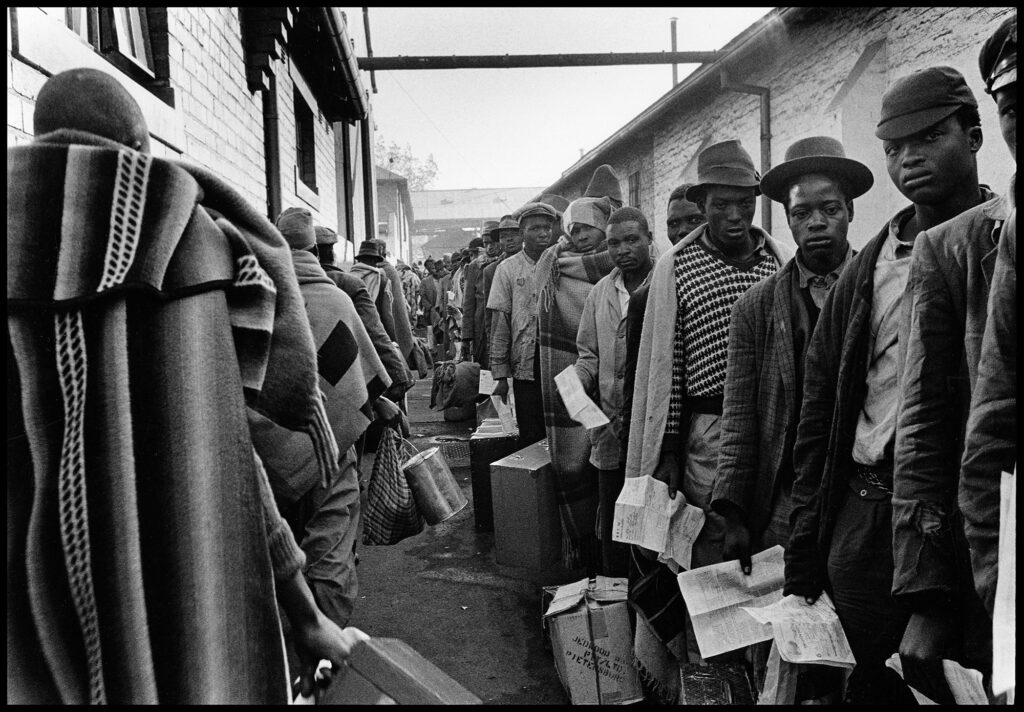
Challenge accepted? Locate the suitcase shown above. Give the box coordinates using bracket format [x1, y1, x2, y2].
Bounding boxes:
[468, 418, 519, 532]
[490, 439, 562, 570]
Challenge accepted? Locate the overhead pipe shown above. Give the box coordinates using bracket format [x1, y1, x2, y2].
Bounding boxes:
[720, 68, 771, 234]
[362, 7, 378, 93]
[358, 51, 720, 71]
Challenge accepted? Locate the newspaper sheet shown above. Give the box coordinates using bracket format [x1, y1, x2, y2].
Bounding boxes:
[885, 654, 989, 705]
[742, 592, 855, 668]
[554, 365, 609, 430]
[478, 369, 496, 395]
[992, 468, 1015, 698]
[676, 546, 785, 659]
[662, 502, 706, 571]
[612, 476, 674, 551]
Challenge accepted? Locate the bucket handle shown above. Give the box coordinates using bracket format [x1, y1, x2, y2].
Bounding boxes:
[396, 436, 420, 461]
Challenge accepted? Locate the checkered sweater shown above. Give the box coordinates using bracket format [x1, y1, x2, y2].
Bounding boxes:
[666, 240, 778, 434]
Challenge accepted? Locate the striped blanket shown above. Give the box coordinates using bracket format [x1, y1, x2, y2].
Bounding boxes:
[536, 238, 615, 568]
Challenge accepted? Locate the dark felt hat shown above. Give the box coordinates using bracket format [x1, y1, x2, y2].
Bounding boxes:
[357, 240, 382, 259]
[314, 225, 338, 245]
[513, 202, 559, 222]
[481, 219, 499, 234]
[583, 165, 623, 205]
[497, 215, 520, 232]
[468, 237, 484, 250]
[875, 66, 978, 140]
[539, 193, 571, 215]
[276, 207, 316, 250]
[685, 140, 761, 202]
[760, 136, 874, 203]
[980, 15, 1016, 93]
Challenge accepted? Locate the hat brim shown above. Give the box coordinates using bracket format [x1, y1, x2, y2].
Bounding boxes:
[761, 156, 874, 203]
[685, 172, 761, 203]
[874, 103, 962, 140]
[989, 66, 1016, 93]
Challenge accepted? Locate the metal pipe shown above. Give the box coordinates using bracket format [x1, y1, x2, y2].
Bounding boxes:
[720, 69, 771, 234]
[261, 72, 282, 222]
[358, 50, 719, 71]
[360, 116, 375, 244]
[670, 18, 678, 86]
[341, 120, 356, 248]
[362, 7, 377, 93]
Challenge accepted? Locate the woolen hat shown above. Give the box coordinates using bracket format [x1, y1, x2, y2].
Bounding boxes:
[539, 193, 571, 215]
[760, 136, 874, 203]
[276, 207, 316, 250]
[583, 165, 623, 206]
[513, 202, 559, 222]
[314, 225, 338, 245]
[685, 140, 761, 203]
[980, 15, 1016, 93]
[357, 239, 382, 259]
[875, 66, 978, 140]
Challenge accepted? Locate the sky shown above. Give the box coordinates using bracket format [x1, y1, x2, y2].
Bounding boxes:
[341, 7, 773, 190]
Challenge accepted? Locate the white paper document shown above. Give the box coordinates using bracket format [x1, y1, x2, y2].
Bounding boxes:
[478, 369, 496, 395]
[554, 365, 609, 430]
[993, 468, 1015, 698]
[491, 395, 517, 435]
[662, 502, 706, 571]
[741, 592, 855, 668]
[676, 545, 786, 659]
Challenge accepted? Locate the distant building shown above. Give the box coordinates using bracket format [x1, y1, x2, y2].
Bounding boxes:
[541, 6, 1015, 250]
[375, 164, 414, 263]
[7, 7, 381, 256]
[411, 186, 545, 260]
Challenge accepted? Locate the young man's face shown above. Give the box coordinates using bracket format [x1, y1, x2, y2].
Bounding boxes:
[883, 113, 982, 204]
[786, 174, 852, 272]
[994, 84, 1016, 160]
[521, 215, 554, 257]
[499, 229, 522, 256]
[606, 220, 652, 274]
[701, 185, 757, 249]
[486, 237, 502, 257]
[568, 223, 605, 253]
[666, 197, 705, 244]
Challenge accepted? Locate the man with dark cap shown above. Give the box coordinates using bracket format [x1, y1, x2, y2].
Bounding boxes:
[894, 22, 1016, 701]
[960, 16, 1016, 642]
[624, 140, 792, 665]
[479, 216, 520, 367]
[711, 136, 871, 702]
[8, 68, 366, 704]
[461, 225, 498, 363]
[488, 203, 556, 445]
[785, 66, 993, 705]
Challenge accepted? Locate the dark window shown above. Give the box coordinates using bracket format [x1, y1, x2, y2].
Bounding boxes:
[294, 88, 317, 191]
[628, 170, 641, 207]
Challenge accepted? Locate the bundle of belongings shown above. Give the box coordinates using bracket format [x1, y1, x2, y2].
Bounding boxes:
[429, 360, 482, 421]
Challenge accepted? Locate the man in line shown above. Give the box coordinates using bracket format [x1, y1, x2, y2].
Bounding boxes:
[574, 206, 654, 577]
[461, 222, 499, 364]
[418, 257, 439, 331]
[894, 24, 1016, 698]
[350, 240, 398, 348]
[960, 17, 1016, 631]
[488, 203, 557, 446]
[625, 140, 792, 662]
[785, 67, 991, 704]
[372, 239, 419, 377]
[710, 137, 870, 700]
[480, 216, 520, 368]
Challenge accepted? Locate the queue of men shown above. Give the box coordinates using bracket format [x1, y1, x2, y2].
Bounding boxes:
[7, 15, 1014, 706]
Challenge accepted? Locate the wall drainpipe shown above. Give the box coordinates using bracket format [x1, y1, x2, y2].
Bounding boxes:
[720, 68, 771, 234]
[262, 72, 282, 222]
[360, 115, 375, 243]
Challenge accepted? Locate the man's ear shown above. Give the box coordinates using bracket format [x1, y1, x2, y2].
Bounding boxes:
[968, 125, 984, 153]
[847, 199, 855, 223]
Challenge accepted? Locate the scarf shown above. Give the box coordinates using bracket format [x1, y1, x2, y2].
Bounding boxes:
[7, 131, 317, 703]
[536, 237, 615, 568]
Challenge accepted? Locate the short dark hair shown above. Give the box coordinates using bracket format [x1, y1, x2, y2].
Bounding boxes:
[953, 104, 982, 132]
[781, 173, 855, 216]
[607, 206, 650, 233]
[668, 183, 695, 205]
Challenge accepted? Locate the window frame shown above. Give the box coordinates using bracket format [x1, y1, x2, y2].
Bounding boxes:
[628, 170, 641, 208]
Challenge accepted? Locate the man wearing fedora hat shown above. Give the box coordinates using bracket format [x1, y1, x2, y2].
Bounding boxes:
[624, 139, 793, 663]
[896, 20, 1016, 700]
[785, 65, 993, 705]
[710, 136, 870, 701]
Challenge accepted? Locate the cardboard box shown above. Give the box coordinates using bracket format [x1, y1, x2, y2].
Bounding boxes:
[468, 418, 520, 532]
[321, 637, 481, 705]
[678, 662, 755, 705]
[544, 577, 643, 705]
[490, 439, 561, 570]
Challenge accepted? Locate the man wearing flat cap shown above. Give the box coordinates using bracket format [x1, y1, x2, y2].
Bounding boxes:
[624, 140, 793, 663]
[785, 65, 993, 705]
[895, 19, 1017, 702]
[960, 15, 1017, 647]
[487, 202, 557, 445]
[711, 136, 870, 702]
[479, 216, 519, 367]
[461, 225, 498, 364]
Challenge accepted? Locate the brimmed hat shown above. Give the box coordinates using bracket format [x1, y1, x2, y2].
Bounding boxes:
[685, 140, 761, 203]
[468, 237, 484, 250]
[497, 215, 520, 232]
[980, 16, 1016, 93]
[357, 240, 382, 259]
[314, 225, 338, 245]
[513, 202, 560, 222]
[276, 207, 315, 250]
[760, 136, 874, 203]
[875, 66, 977, 140]
[481, 219, 499, 236]
[583, 165, 623, 206]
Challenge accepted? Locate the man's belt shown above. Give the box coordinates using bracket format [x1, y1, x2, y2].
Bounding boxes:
[854, 463, 894, 495]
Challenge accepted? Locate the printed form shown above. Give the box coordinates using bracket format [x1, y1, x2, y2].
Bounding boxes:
[611, 475, 705, 569]
[554, 366, 609, 430]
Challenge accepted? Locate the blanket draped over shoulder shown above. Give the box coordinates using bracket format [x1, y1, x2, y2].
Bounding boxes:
[536, 237, 615, 568]
[7, 130, 337, 703]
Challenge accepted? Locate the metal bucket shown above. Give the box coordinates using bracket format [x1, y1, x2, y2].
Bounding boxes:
[401, 440, 469, 525]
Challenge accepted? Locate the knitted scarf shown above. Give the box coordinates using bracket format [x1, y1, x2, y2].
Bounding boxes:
[7, 131, 321, 703]
[536, 237, 615, 568]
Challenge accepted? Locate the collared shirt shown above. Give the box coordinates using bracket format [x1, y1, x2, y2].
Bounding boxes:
[612, 271, 630, 316]
[487, 250, 541, 380]
[795, 244, 853, 308]
[852, 206, 916, 467]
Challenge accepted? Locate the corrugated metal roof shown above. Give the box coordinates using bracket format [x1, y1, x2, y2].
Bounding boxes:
[411, 187, 545, 222]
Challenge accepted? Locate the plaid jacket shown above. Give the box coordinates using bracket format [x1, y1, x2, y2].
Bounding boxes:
[711, 259, 802, 536]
